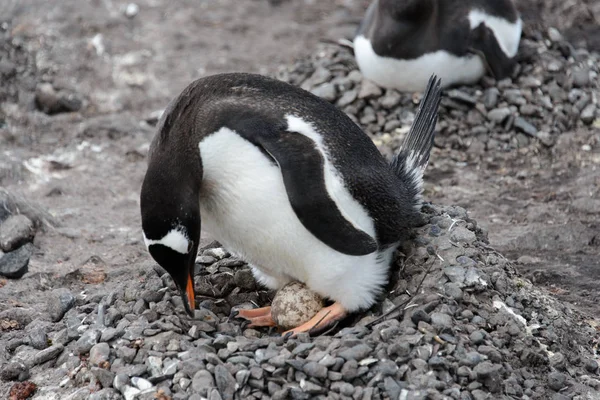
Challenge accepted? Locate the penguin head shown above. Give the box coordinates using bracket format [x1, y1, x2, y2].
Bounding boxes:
[140, 155, 201, 317]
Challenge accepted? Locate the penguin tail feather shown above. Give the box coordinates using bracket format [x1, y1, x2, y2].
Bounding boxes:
[391, 74, 442, 197]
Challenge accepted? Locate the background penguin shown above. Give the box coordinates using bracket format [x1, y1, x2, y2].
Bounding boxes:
[140, 72, 442, 337]
[354, 0, 522, 91]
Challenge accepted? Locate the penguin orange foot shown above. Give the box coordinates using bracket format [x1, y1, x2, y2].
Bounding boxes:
[282, 302, 347, 338]
[235, 306, 276, 328]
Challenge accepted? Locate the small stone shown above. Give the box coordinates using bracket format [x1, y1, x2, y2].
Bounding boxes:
[448, 90, 477, 105]
[572, 67, 590, 87]
[411, 309, 431, 325]
[547, 27, 562, 42]
[113, 374, 129, 391]
[337, 90, 358, 108]
[473, 361, 503, 393]
[470, 330, 486, 345]
[0, 60, 16, 77]
[90, 343, 111, 366]
[47, 288, 76, 322]
[0, 243, 33, 279]
[430, 312, 453, 330]
[338, 344, 372, 361]
[91, 367, 115, 389]
[117, 346, 137, 364]
[0, 215, 35, 252]
[311, 83, 337, 102]
[514, 117, 538, 136]
[585, 359, 599, 373]
[444, 282, 463, 301]
[549, 353, 566, 371]
[379, 90, 402, 109]
[487, 107, 511, 123]
[77, 329, 101, 355]
[214, 364, 235, 400]
[32, 344, 64, 366]
[358, 79, 382, 99]
[0, 362, 30, 382]
[192, 370, 215, 395]
[122, 385, 141, 400]
[89, 388, 121, 400]
[580, 104, 596, 125]
[35, 83, 82, 114]
[131, 377, 153, 391]
[547, 372, 567, 391]
[28, 328, 48, 350]
[450, 227, 476, 243]
[124, 3, 139, 18]
[303, 361, 328, 379]
[483, 88, 500, 109]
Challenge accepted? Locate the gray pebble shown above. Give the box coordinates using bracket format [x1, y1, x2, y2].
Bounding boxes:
[311, 83, 337, 102]
[77, 329, 101, 355]
[487, 107, 511, 123]
[470, 330, 486, 345]
[450, 227, 477, 243]
[358, 79, 382, 99]
[28, 327, 48, 350]
[0, 361, 30, 382]
[90, 342, 111, 366]
[0, 214, 35, 252]
[580, 104, 596, 125]
[89, 388, 122, 400]
[192, 369, 215, 395]
[547, 371, 567, 391]
[91, 367, 115, 389]
[379, 90, 402, 109]
[337, 344, 372, 361]
[483, 88, 500, 109]
[32, 343, 64, 366]
[430, 312, 453, 330]
[303, 361, 328, 379]
[47, 288, 76, 322]
[444, 282, 463, 301]
[514, 117, 538, 136]
[214, 364, 236, 400]
[0, 242, 33, 279]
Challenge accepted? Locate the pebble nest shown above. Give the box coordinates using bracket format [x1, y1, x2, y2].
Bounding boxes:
[273, 27, 599, 157]
[1, 204, 599, 400]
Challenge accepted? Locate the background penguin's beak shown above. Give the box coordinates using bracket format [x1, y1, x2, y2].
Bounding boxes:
[178, 272, 196, 317]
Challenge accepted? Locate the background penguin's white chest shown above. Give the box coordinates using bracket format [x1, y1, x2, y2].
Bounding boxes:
[197, 127, 393, 311]
[354, 9, 522, 91]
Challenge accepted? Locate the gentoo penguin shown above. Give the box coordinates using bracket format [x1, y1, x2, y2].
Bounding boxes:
[354, 0, 522, 91]
[140, 72, 442, 337]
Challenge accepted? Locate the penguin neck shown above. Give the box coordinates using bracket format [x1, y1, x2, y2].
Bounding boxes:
[142, 146, 203, 243]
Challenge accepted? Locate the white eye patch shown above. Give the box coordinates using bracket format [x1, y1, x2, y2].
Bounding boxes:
[143, 228, 190, 254]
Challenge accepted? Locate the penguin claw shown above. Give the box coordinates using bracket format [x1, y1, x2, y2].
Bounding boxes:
[234, 306, 276, 328]
[282, 302, 347, 339]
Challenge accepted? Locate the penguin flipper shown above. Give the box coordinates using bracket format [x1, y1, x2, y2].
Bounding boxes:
[470, 22, 517, 80]
[257, 132, 378, 257]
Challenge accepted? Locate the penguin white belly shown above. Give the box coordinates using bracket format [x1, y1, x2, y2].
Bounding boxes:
[198, 127, 394, 311]
[353, 35, 485, 92]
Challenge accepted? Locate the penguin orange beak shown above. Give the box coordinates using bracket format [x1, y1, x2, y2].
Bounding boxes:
[179, 272, 196, 317]
[185, 274, 195, 314]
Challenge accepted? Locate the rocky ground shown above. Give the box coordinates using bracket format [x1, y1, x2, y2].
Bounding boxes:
[0, 0, 599, 399]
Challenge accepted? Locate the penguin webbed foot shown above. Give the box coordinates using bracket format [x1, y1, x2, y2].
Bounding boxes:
[234, 306, 277, 328]
[282, 302, 348, 339]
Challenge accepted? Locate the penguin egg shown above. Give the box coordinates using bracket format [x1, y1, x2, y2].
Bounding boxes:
[271, 281, 325, 331]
